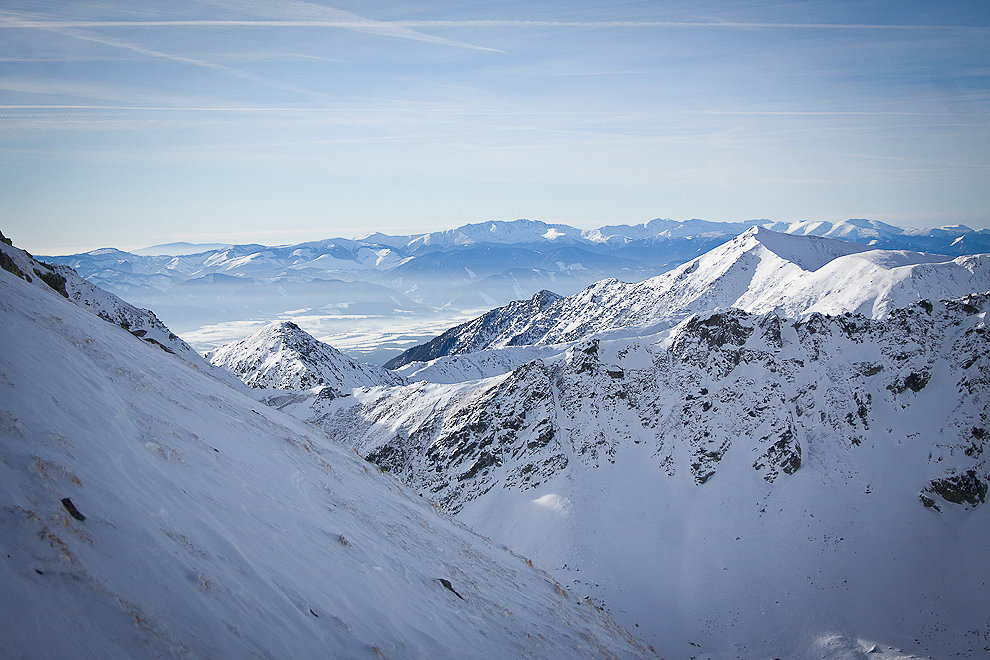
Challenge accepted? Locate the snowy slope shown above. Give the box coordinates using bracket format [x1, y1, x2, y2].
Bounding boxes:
[0, 242, 654, 658]
[207, 321, 404, 391]
[1, 234, 218, 376]
[315, 299, 990, 657]
[392, 345, 563, 385]
[393, 227, 990, 366]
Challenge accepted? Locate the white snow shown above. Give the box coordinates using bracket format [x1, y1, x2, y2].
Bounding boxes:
[531, 494, 572, 514]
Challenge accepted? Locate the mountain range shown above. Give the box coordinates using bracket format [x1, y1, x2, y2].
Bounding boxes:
[9, 219, 990, 657]
[200, 224, 990, 657]
[44, 218, 990, 363]
[385, 227, 990, 377]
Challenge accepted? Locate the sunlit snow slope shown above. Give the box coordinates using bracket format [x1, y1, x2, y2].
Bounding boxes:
[0, 239, 653, 659]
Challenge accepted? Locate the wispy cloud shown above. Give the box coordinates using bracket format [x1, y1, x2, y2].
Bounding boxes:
[1, 16, 984, 33]
[195, 0, 501, 51]
[49, 26, 329, 100]
[394, 19, 989, 32]
[694, 109, 987, 117]
[0, 0, 499, 52]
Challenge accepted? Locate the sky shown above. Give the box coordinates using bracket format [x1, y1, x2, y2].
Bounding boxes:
[2, 1, 989, 255]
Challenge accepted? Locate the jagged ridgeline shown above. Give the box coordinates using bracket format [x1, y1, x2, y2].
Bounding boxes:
[335, 298, 988, 509]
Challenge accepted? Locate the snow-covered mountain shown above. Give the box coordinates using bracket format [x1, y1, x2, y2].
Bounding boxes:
[0, 236, 653, 658]
[308, 297, 990, 657]
[207, 321, 403, 391]
[43, 218, 990, 360]
[393, 227, 990, 370]
[206, 228, 990, 656]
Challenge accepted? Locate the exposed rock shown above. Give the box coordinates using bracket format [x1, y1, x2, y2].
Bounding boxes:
[927, 470, 988, 507]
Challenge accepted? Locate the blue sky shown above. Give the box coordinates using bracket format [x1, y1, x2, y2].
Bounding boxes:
[2, 1, 989, 254]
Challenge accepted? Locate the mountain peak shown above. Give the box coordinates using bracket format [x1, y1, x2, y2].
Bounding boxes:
[269, 320, 306, 339]
[741, 225, 873, 271]
[208, 321, 403, 391]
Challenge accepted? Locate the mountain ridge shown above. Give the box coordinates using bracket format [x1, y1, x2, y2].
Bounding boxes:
[387, 227, 990, 373]
[43, 218, 990, 360]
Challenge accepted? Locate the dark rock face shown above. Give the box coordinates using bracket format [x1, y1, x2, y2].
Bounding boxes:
[888, 371, 931, 394]
[680, 310, 755, 350]
[927, 470, 988, 507]
[754, 426, 802, 482]
[0, 247, 68, 298]
[1, 250, 28, 281]
[35, 266, 68, 298]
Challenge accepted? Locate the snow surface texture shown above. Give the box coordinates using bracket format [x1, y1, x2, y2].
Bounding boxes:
[390, 227, 990, 378]
[206, 320, 404, 391]
[314, 298, 990, 658]
[0, 240, 655, 658]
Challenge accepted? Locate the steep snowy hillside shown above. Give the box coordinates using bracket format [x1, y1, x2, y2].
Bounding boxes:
[393, 227, 990, 368]
[1, 233, 213, 374]
[314, 298, 990, 657]
[0, 240, 653, 658]
[207, 321, 403, 391]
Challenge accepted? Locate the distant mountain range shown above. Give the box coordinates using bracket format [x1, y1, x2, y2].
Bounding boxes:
[43, 218, 990, 362]
[385, 226, 990, 373]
